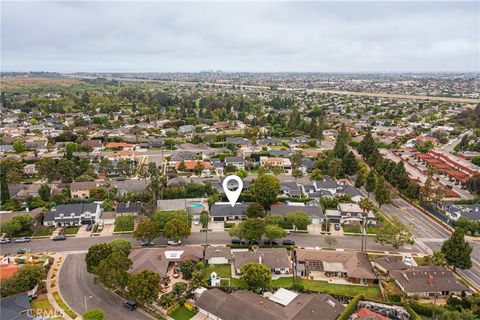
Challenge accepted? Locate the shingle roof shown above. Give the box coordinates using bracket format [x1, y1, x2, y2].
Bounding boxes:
[390, 266, 468, 293]
[115, 202, 142, 214]
[234, 248, 291, 270]
[210, 202, 253, 217]
[270, 204, 323, 219]
[205, 246, 233, 260]
[0, 292, 31, 320]
[45, 203, 99, 222]
[195, 289, 344, 320]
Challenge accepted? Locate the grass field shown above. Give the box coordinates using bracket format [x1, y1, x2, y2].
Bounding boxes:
[53, 292, 77, 319]
[31, 294, 63, 319]
[34, 227, 55, 237]
[205, 265, 382, 299]
[1, 77, 83, 91]
[61, 226, 80, 235]
[169, 306, 196, 320]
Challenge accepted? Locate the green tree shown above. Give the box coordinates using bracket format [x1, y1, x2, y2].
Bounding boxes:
[245, 202, 265, 219]
[0, 265, 46, 297]
[264, 225, 287, 243]
[235, 169, 248, 179]
[200, 211, 209, 228]
[109, 239, 132, 255]
[0, 158, 24, 184]
[286, 211, 312, 231]
[252, 175, 281, 210]
[95, 251, 132, 289]
[36, 157, 58, 181]
[178, 161, 187, 172]
[57, 158, 74, 183]
[83, 309, 105, 320]
[341, 151, 358, 176]
[374, 176, 391, 205]
[65, 142, 78, 159]
[265, 214, 285, 227]
[310, 168, 323, 181]
[241, 218, 266, 243]
[365, 170, 376, 196]
[292, 168, 303, 180]
[38, 184, 51, 202]
[85, 243, 113, 274]
[240, 263, 272, 291]
[13, 140, 25, 153]
[98, 158, 114, 175]
[425, 251, 448, 267]
[127, 270, 161, 304]
[0, 214, 33, 237]
[441, 229, 473, 270]
[375, 215, 413, 249]
[163, 218, 191, 242]
[193, 162, 204, 175]
[133, 220, 161, 243]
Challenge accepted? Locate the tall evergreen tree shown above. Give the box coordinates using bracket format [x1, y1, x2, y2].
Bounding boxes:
[441, 229, 473, 270]
[374, 176, 391, 206]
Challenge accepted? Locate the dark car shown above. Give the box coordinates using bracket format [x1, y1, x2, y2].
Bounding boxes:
[123, 300, 137, 311]
[282, 239, 295, 246]
[263, 240, 279, 246]
[86, 224, 93, 231]
[334, 224, 341, 231]
[231, 238, 246, 245]
[141, 241, 155, 247]
[0, 237, 12, 244]
[117, 177, 126, 181]
[14, 237, 31, 243]
[53, 235, 66, 241]
[16, 248, 31, 254]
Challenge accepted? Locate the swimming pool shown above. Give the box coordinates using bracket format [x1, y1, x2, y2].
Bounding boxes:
[190, 203, 203, 208]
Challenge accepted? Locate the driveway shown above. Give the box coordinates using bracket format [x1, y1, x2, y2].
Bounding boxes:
[75, 225, 92, 238]
[59, 253, 152, 320]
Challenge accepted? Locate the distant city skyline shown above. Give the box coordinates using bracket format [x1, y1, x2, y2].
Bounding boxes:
[1, 1, 479, 73]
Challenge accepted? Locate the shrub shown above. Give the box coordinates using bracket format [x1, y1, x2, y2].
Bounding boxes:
[410, 302, 434, 317]
[336, 294, 364, 320]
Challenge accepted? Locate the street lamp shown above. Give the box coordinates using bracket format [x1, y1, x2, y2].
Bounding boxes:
[84, 295, 93, 312]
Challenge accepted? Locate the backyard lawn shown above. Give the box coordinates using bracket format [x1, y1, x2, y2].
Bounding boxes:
[205, 266, 382, 300]
[169, 306, 196, 320]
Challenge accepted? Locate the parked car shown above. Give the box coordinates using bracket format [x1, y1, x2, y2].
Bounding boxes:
[14, 237, 31, 243]
[141, 241, 155, 247]
[123, 300, 137, 311]
[263, 240, 279, 245]
[282, 239, 295, 246]
[334, 224, 341, 231]
[231, 238, 246, 245]
[52, 235, 66, 241]
[403, 256, 413, 266]
[86, 224, 93, 231]
[0, 237, 12, 244]
[117, 177, 126, 181]
[167, 240, 181, 246]
[16, 248, 31, 254]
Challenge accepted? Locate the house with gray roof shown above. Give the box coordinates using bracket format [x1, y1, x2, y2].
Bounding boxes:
[0, 292, 31, 320]
[44, 203, 101, 227]
[209, 202, 253, 221]
[225, 156, 245, 170]
[390, 266, 469, 298]
[226, 137, 250, 145]
[270, 202, 324, 225]
[233, 248, 292, 275]
[280, 182, 302, 198]
[195, 288, 344, 320]
[178, 125, 195, 134]
[443, 203, 480, 221]
[115, 201, 142, 215]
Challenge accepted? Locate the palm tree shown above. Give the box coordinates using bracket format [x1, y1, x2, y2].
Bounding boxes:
[359, 198, 375, 252]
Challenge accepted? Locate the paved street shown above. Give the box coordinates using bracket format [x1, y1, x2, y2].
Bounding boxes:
[59, 253, 152, 320]
[383, 198, 480, 290]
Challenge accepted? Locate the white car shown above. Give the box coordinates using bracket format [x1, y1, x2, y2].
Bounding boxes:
[167, 240, 182, 246]
[403, 256, 413, 266]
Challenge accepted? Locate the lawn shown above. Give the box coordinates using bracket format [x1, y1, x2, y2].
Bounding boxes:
[53, 292, 77, 319]
[31, 294, 63, 319]
[342, 224, 379, 234]
[114, 215, 135, 232]
[62, 226, 80, 235]
[169, 306, 196, 320]
[204, 264, 245, 287]
[34, 227, 55, 237]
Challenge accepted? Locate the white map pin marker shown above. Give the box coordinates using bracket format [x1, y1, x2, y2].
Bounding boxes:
[223, 175, 243, 207]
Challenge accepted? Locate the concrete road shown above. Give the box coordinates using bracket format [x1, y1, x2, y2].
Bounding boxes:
[59, 254, 152, 320]
[0, 230, 421, 255]
[383, 198, 480, 290]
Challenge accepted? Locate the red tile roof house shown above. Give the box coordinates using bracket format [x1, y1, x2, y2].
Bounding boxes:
[174, 160, 212, 172]
[104, 142, 135, 150]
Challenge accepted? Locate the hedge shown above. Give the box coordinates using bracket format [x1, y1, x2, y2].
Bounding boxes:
[409, 301, 433, 317]
[403, 303, 422, 320]
[336, 294, 364, 320]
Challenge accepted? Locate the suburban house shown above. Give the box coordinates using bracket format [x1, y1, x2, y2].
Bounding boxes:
[205, 246, 233, 265]
[295, 249, 378, 285]
[0, 292, 32, 320]
[260, 156, 284, 168]
[104, 142, 135, 150]
[372, 256, 409, 275]
[209, 202, 252, 221]
[226, 137, 250, 146]
[69, 181, 97, 199]
[178, 124, 195, 135]
[335, 203, 377, 225]
[175, 160, 212, 173]
[195, 288, 344, 320]
[225, 156, 245, 170]
[81, 139, 103, 151]
[270, 202, 324, 226]
[442, 203, 480, 221]
[280, 182, 302, 198]
[44, 203, 102, 227]
[128, 247, 203, 277]
[233, 248, 292, 275]
[390, 266, 469, 298]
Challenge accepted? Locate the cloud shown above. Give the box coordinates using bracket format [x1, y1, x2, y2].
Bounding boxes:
[1, 1, 478, 72]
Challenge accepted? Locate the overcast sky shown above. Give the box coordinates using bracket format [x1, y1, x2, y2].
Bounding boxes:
[1, 1, 479, 72]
